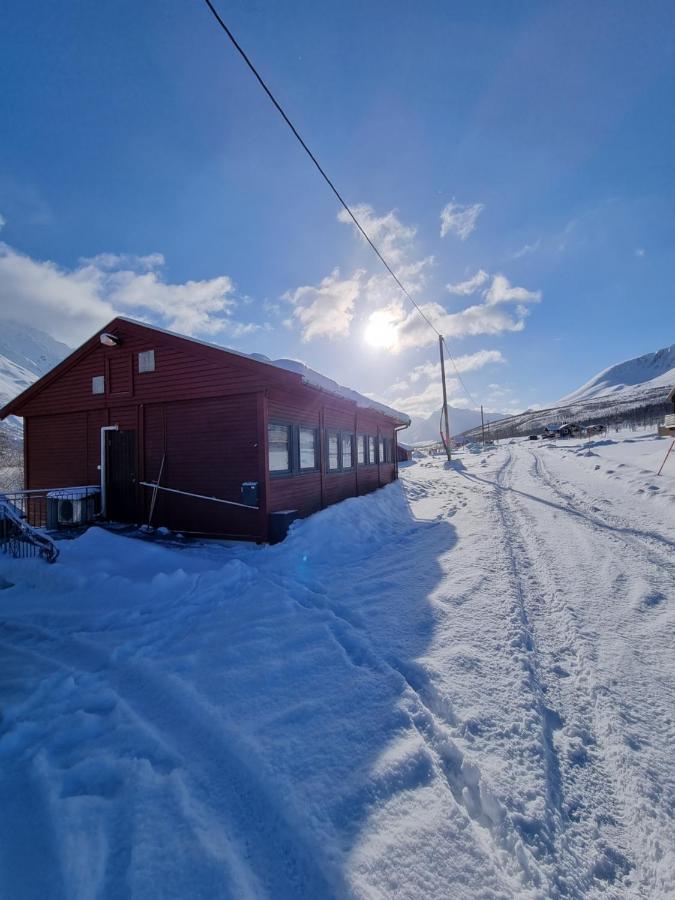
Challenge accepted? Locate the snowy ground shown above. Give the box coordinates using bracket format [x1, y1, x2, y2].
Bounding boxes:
[0, 432, 673, 899]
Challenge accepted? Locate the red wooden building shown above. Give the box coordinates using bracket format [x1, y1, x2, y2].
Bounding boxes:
[0, 318, 410, 541]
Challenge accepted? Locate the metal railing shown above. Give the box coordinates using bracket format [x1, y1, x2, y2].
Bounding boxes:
[0, 486, 100, 529]
[0, 498, 59, 563]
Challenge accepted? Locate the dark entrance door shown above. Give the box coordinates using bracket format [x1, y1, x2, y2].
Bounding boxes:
[106, 430, 137, 522]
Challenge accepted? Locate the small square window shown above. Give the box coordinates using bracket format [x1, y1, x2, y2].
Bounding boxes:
[92, 375, 105, 395]
[138, 350, 155, 373]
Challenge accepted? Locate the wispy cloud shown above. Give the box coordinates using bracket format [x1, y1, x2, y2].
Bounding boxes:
[388, 379, 461, 418]
[0, 241, 260, 344]
[286, 203, 436, 344]
[440, 200, 484, 240]
[283, 267, 364, 342]
[338, 204, 416, 266]
[446, 269, 489, 295]
[409, 349, 506, 383]
[484, 274, 541, 305]
[509, 238, 541, 260]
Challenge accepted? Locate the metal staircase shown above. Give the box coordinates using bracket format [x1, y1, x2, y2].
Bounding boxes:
[0, 496, 59, 563]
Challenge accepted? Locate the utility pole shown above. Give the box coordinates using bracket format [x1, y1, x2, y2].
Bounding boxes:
[481, 405, 485, 449]
[439, 335, 452, 462]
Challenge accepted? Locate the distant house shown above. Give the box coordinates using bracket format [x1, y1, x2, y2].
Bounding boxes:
[659, 386, 675, 436]
[543, 422, 581, 439]
[542, 423, 561, 438]
[396, 442, 413, 462]
[0, 318, 410, 541]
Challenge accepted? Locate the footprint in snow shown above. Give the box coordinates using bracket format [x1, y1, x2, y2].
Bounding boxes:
[640, 592, 666, 610]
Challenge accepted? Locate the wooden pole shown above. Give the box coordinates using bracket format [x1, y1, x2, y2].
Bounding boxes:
[439, 335, 452, 462]
[657, 439, 674, 477]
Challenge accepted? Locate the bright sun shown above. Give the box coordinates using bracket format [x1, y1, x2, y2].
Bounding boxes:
[364, 312, 399, 350]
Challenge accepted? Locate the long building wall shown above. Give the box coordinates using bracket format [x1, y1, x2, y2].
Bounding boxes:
[18, 319, 403, 540]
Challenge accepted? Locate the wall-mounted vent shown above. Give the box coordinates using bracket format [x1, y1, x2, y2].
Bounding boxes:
[138, 350, 155, 373]
[92, 375, 105, 395]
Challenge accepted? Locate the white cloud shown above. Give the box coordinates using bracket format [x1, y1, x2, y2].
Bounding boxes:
[388, 379, 461, 418]
[286, 203, 434, 344]
[283, 267, 364, 342]
[338, 204, 415, 266]
[510, 238, 541, 260]
[409, 349, 505, 383]
[446, 269, 489, 295]
[440, 201, 484, 239]
[484, 274, 541, 305]
[394, 300, 531, 350]
[0, 213, 5, 231]
[0, 242, 259, 345]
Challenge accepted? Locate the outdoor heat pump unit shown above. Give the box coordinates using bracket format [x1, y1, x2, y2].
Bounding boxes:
[46, 489, 100, 529]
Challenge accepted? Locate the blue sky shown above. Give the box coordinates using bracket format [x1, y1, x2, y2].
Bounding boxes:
[1, 0, 673, 417]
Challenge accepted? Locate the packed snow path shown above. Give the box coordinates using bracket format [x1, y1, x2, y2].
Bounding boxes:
[0, 436, 673, 899]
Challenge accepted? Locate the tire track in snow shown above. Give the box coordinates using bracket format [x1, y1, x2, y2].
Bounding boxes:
[257, 515, 551, 896]
[519, 447, 675, 897]
[531, 449, 675, 578]
[495, 449, 636, 895]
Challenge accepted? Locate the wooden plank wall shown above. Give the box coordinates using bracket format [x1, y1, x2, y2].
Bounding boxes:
[20, 320, 403, 538]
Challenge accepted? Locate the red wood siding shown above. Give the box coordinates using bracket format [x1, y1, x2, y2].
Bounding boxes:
[267, 389, 323, 517]
[26, 413, 88, 489]
[15, 318, 406, 540]
[16, 323, 301, 419]
[150, 395, 261, 537]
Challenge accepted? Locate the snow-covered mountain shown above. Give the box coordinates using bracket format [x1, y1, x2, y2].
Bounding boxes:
[462, 341, 675, 442]
[0, 321, 71, 434]
[0, 321, 71, 403]
[406, 405, 506, 444]
[558, 342, 675, 404]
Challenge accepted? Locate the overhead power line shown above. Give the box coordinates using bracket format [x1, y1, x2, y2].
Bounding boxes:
[200, 0, 479, 411]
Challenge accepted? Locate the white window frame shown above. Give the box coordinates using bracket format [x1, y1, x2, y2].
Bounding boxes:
[92, 375, 105, 395]
[357, 434, 366, 465]
[268, 422, 292, 475]
[340, 433, 353, 470]
[327, 432, 340, 471]
[299, 426, 318, 471]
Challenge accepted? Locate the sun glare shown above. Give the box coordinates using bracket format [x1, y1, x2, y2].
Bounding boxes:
[364, 312, 399, 350]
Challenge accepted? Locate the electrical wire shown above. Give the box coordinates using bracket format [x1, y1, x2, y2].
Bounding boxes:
[443, 340, 479, 408]
[200, 0, 479, 408]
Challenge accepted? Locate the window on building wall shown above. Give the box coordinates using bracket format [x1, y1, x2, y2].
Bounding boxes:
[299, 427, 317, 470]
[92, 375, 105, 395]
[357, 434, 366, 465]
[268, 423, 291, 473]
[341, 433, 353, 469]
[328, 432, 340, 470]
[368, 435, 376, 464]
[379, 436, 385, 463]
[138, 350, 155, 373]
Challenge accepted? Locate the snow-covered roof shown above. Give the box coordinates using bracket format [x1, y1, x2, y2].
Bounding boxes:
[115, 317, 410, 425]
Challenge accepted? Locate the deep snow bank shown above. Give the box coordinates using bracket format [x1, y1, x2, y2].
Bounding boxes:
[1, 441, 673, 899]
